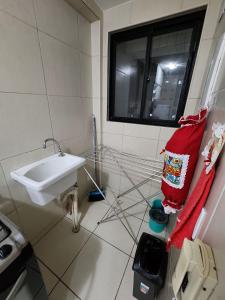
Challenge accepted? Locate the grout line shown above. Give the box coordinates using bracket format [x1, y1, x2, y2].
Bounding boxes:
[0, 144, 54, 164]
[36, 256, 81, 299]
[114, 198, 148, 299]
[0, 6, 92, 57]
[46, 279, 60, 296]
[49, 279, 82, 300]
[59, 205, 132, 281]
[0, 90, 45, 96]
[33, 2, 55, 142]
[128, 202, 148, 258]
[33, 215, 65, 247]
[59, 200, 130, 282]
[35, 198, 146, 297]
[38, 28, 92, 57]
[0, 162, 24, 237]
[34, 200, 147, 298]
[59, 229, 95, 278]
[33, 284, 46, 299]
[91, 230, 131, 257]
[102, 131, 164, 145]
[114, 255, 130, 300]
[0, 163, 17, 213]
[0, 90, 93, 99]
[36, 257, 61, 282]
[0, 7, 37, 29]
[36, 257, 80, 299]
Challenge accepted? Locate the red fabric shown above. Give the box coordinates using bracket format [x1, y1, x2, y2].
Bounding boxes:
[161, 109, 207, 210]
[167, 166, 215, 251]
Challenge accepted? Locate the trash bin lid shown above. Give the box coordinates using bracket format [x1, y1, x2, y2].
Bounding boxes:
[149, 208, 169, 224]
[132, 233, 168, 286]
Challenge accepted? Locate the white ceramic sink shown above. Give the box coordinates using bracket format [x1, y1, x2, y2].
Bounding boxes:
[11, 154, 86, 206]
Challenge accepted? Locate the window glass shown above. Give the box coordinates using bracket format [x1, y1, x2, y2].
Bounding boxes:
[108, 10, 205, 127]
[143, 29, 193, 121]
[114, 37, 147, 118]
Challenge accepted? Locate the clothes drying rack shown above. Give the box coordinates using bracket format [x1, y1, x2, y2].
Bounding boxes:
[82, 145, 163, 244]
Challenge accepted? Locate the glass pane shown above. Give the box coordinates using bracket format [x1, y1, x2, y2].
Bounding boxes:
[143, 28, 193, 121]
[114, 37, 147, 118]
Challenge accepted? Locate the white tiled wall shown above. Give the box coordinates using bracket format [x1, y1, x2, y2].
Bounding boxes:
[0, 0, 93, 243]
[91, 20, 101, 133]
[100, 0, 223, 196]
[191, 15, 225, 298]
[98, 1, 225, 297]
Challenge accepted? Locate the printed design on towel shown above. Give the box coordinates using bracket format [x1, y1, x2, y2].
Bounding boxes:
[162, 150, 189, 189]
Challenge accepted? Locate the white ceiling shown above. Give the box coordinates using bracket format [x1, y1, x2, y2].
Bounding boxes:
[94, 0, 131, 10]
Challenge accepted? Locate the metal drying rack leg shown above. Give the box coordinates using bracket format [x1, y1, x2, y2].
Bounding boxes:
[107, 147, 151, 208]
[99, 190, 162, 224]
[82, 145, 163, 244]
[83, 167, 138, 244]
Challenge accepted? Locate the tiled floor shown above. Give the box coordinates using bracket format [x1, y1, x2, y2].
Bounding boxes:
[34, 191, 167, 300]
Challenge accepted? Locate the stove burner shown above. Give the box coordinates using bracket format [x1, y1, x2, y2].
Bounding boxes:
[0, 244, 13, 260]
[0, 221, 11, 243]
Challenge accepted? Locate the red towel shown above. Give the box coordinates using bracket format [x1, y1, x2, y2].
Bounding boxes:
[167, 165, 215, 251]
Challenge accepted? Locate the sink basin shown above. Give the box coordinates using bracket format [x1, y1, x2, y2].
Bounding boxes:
[11, 154, 85, 206]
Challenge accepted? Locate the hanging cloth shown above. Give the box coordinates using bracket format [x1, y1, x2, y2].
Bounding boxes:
[166, 166, 215, 251]
[161, 108, 207, 213]
[167, 122, 225, 251]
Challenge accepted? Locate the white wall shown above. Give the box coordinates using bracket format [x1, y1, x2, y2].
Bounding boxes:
[193, 13, 225, 299]
[0, 0, 93, 243]
[100, 0, 223, 200]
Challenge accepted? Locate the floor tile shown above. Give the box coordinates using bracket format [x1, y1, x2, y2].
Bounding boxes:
[103, 187, 119, 206]
[34, 218, 91, 276]
[114, 197, 147, 221]
[131, 221, 166, 258]
[66, 199, 110, 232]
[34, 287, 48, 300]
[62, 234, 129, 300]
[94, 214, 142, 255]
[38, 261, 58, 294]
[49, 282, 79, 300]
[144, 206, 150, 223]
[16, 267, 44, 300]
[116, 258, 135, 300]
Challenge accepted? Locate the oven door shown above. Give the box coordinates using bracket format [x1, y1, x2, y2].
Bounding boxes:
[0, 245, 48, 300]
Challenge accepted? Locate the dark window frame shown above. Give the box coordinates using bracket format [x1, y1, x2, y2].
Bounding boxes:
[108, 9, 206, 127]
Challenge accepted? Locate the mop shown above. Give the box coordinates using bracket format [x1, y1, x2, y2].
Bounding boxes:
[88, 114, 105, 201]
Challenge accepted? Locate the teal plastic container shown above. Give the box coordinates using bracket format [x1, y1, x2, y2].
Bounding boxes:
[152, 199, 163, 209]
[148, 199, 169, 233]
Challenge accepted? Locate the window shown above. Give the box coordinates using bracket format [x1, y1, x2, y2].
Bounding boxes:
[108, 10, 206, 127]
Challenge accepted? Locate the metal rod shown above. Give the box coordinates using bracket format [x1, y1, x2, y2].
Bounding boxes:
[84, 147, 163, 169]
[100, 191, 162, 223]
[81, 145, 163, 245]
[85, 157, 162, 181]
[117, 177, 152, 199]
[99, 199, 145, 223]
[83, 145, 163, 167]
[107, 148, 151, 208]
[99, 145, 163, 164]
[83, 167, 137, 243]
[85, 154, 163, 174]
[84, 147, 163, 173]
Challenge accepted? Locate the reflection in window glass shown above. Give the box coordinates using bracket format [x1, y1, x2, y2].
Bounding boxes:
[108, 10, 206, 126]
[114, 37, 147, 118]
[144, 29, 193, 121]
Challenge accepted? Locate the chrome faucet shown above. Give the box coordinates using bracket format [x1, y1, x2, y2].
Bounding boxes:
[43, 138, 64, 157]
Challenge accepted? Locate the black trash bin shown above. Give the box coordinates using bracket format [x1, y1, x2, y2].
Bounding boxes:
[132, 233, 168, 300]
